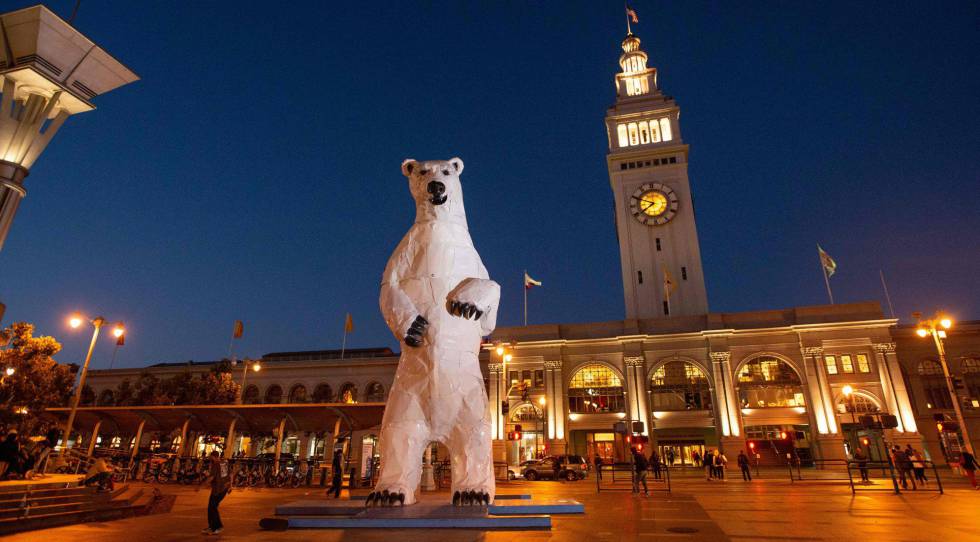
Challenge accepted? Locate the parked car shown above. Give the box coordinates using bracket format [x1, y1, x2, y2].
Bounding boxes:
[521, 455, 589, 481]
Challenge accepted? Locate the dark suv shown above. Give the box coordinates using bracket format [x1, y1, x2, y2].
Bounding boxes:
[520, 455, 589, 481]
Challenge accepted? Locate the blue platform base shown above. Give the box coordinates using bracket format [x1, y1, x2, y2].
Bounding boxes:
[263, 493, 581, 530]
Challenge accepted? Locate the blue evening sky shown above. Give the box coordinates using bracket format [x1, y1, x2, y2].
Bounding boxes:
[1, 1, 977, 368]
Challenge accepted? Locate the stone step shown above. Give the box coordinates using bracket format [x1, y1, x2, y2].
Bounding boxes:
[262, 513, 551, 530]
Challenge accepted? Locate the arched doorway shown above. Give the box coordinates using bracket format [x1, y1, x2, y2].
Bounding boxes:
[736, 356, 810, 464]
[312, 383, 333, 403]
[649, 360, 712, 466]
[288, 384, 308, 403]
[97, 389, 116, 406]
[339, 383, 357, 404]
[242, 385, 260, 404]
[566, 363, 625, 463]
[508, 403, 545, 463]
[365, 382, 385, 402]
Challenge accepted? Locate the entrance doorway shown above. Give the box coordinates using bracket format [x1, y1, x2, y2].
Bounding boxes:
[657, 441, 705, 466]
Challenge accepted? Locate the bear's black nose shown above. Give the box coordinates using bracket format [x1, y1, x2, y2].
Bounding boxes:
[427, 180, 447, 205]
[427, 180, 445, 196]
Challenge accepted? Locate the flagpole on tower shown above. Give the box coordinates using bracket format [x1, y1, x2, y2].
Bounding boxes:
[523, 269, 528, 327]
[817, 245, 836, 305]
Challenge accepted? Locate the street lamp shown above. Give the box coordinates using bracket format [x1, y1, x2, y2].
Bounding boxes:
[238, 359, 262, 404]
[62, 313, 125, 450]
[0, 366, 13, 385]
[915, 312, 973, 454]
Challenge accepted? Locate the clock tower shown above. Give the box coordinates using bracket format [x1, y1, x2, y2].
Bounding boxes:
[605, 32, 708, 319]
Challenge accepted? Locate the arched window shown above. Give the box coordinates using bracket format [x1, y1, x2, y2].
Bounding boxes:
[288, 384, 308, 403]
[365, 382, 385, 402]
[568, 363, 625, 414]
[650, 361, 712, 411]
[917, 360, 951, 409]
[312, 383, 333, 403]
[264, 384, 283, 404]
[962, 358, 980, 405]
[97, 389, 116, 406]
[736, 356, 805, 408]
[242, 385, 260, 404]
[510, 404, 542, 423]
[837, 393, 880, 414]
[80, 385, 95, 406]
[340, 383, 357, 404]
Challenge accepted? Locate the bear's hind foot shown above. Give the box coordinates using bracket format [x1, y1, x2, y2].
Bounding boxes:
[452, 489, 491, 507]
[365, 489, 406, 507]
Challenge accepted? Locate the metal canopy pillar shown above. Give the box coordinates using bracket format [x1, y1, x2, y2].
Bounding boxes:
[176, 417, 191, 456]
[128, 418, 146, 471]
[273, 417, 287, 473]
[85, 419, 102, 458]
[224, 418, 237, 459]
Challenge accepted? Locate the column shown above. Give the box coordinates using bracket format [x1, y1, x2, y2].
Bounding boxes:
[875, 342, 917, 433]
[86, 420, 102, 458]
[805, 347, 839, 434]
[488, 363, 503, 440]
[709, 353, 732, 437]
[224, 418, 237, 459]
[624, 356, 650, 436]
[710, 352, 742, 437]
[545, 360, 566, 453]
[298, 432, 311, 460]
[801, 347, 830, 435]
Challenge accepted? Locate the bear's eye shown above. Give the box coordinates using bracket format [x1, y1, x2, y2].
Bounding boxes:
[442, 169, 449, 176]
[419, 169, 428, 176]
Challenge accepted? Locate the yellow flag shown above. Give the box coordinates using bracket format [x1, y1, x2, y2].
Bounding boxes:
[344, 313, 354, 333]
[233, 320, 244, 339]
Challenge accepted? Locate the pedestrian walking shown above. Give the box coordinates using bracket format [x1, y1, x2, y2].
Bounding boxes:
[692, 450, 701, 468]
[704, 450, 715, 480]
[853, 447, 870, 483]
[891, 445, 915, 490]
[632, 448, 649, 495]
[594, 455, 603, 481]
[906, 446, 928, 485]
[328, 449, 344, 498]
[201, 451, 231, 535]
[737, 451, 752, 481]
[553, 456, 563, 482]
[960, 450, 978, 489]
[715, 451, 728, 481]
[650, 450, 662, 480]
[667, 448, 675, 466]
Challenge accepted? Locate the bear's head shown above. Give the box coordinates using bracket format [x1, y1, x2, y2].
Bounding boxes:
[401, 157, 466, 224]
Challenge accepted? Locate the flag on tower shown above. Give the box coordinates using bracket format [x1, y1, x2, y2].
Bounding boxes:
[626, 4, 639, 23]
[663, 266, 676, 298]
[817, 245, 837, 277]
[524, 272, 542, 289]
[233, 320, 244, 338]
[344, 313, 354, 333]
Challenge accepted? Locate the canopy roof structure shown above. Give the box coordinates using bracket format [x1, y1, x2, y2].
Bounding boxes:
[43, 403, 386, 437]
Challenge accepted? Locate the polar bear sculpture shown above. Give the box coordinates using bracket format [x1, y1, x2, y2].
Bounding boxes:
[368, 157, 500, 507]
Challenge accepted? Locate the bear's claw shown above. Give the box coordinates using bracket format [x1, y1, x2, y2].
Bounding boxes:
[452, 488, 490, 507]
[366, 489, 405, 507]
[447, 300, 483, 320]
[404, 315, 429, 347]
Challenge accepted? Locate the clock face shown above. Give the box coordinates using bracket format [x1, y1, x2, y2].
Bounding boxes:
[630, 183, 678, 225]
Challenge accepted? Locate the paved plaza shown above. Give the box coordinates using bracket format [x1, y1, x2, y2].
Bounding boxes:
[8, 468, 980, 541]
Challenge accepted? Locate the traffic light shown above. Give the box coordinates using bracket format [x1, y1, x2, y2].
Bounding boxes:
[860, 437, 870, 447]
[779, 431, 788, 440]
[938, 420, 960, 432]
[748, 441, 756, 450]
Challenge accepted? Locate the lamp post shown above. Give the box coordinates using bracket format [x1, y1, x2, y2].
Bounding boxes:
[63, 314, 125, 449]
[916, 313, 974, 454]
[237, 359, 262, 404]
[537, 396, 546, 458]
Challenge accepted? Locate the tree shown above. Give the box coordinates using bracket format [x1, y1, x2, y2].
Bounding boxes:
[134, 371, 170, 405]
[0, 322, 74, 433]
[115, 379, 135, 406]
[198, 360, 239, 404]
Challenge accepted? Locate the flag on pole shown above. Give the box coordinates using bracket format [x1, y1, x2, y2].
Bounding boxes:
[233, 320, 244, 338]
[524, 272, 542, 289]
[116, 333, 125, 346]
[344, 313, 354, 333]
[663, 266, 676, 297]
[817, 245, 837, 277]
[626, 4, 639, 23]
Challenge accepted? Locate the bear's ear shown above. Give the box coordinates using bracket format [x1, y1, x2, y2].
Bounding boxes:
[401, 159, 418, 177]
[449, 157, 464, 175]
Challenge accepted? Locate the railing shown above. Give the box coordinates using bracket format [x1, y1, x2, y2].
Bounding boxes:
[596, 461, 671, 493]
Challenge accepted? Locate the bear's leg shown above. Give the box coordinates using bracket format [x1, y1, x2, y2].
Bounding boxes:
[369, 420, 429, 506]
[369, 373, 430, 506]
[445, 376, 496, 506]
